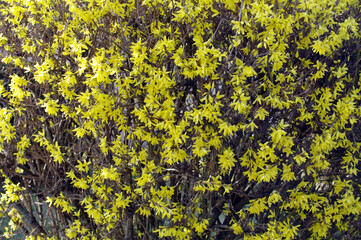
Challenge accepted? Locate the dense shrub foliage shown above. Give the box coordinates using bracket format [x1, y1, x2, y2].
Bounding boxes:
[1, 0, 361, 239]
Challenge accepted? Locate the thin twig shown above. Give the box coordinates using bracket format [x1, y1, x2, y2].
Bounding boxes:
[207, 18, 224, 46]
[228, 0, 245, 59]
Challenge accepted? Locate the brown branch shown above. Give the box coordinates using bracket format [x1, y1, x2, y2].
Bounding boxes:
[11, 201, 47, 236]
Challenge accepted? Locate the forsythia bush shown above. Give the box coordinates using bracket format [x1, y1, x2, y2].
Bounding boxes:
[0, 0, 361, 239]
